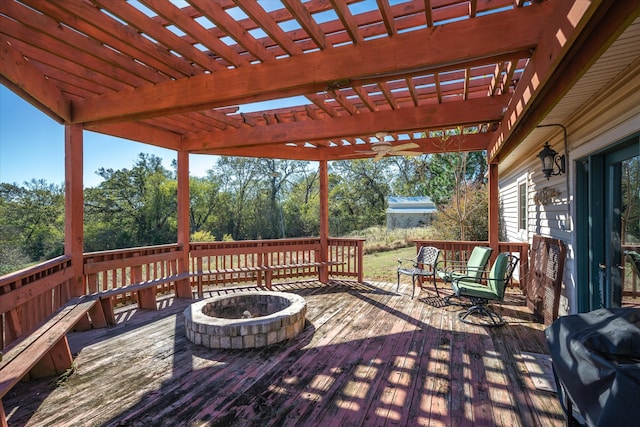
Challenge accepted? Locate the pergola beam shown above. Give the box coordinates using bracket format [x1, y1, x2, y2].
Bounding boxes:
[71, 4, 552, 125]
[194, 132, 493, 160]
[0, 37, 71, 122]
[182, 95, 508, 152]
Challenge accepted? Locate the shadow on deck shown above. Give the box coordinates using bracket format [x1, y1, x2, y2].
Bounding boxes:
[3, 280, 565, 426]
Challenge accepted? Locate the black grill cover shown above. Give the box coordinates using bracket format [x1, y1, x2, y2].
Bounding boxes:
[545, 308, 640, 427]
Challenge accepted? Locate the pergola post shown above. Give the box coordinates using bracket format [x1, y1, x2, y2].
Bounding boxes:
[175, 150, 193, 298]
[488, 162, 500, 254]
[64, 124, 84, 297]
[319, 160, 329, 283]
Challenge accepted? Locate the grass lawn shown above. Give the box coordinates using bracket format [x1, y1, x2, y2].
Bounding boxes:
[362, 246, 418, 283]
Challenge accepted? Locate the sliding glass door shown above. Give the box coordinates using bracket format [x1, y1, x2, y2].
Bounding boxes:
[576, 133, 640, 311]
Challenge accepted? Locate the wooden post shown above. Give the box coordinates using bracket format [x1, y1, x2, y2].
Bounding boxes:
[64, 124, 85, 298]
[175, 150, 193, 298]
[319, 160, 330, 283]
[488, 162, 499, 256]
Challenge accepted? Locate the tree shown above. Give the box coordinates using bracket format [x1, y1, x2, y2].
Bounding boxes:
[0, 180, 64, 262]
[189, 175, 224, 238]
[84, 153, 176, 250]
[430, 181, 488, 241]
[329, 159, 391, 235]
[390, 135, 489, 240]
[283, 167, 320, 237]
[212, 157, 260, 240]
[622, 156, 640, 244]
[255, 159, 311, 238]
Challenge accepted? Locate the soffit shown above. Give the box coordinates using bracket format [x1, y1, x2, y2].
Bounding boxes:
[499, 17, 640, 174]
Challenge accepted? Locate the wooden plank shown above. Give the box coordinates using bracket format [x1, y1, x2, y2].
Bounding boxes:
[74, 5, 549, 124]
[235, 0, 303, 57]
[281, 0, 327, 50]
[29, 336, 73, 379]
[489, 0, 614, 161]
[183, 95, 508, 150]
[189, 0, 274, 64]
[343, 294, 427, 425]
[0, 298, 96, 398]
[142, 0, 243, 68]
[329, 0, 363, 44]
[0, 37, 71, 122]
[83, 251, 181, 274]
[94, 273, 189, 298]
[92, 0, 220, 71]
[278, 282, 404, 425]
[0, 267, 74, 314]
[2, 282, 566, 426]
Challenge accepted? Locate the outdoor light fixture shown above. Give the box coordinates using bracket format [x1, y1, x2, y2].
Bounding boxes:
[538, 142, 565, 180]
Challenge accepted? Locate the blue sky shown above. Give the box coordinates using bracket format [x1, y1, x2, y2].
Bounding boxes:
[0, 85, 218, 187]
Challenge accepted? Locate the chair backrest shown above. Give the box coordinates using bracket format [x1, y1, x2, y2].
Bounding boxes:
[488, 253, 519, 299]
[465, 246, 493, 281]
[417, 246, 440, 269]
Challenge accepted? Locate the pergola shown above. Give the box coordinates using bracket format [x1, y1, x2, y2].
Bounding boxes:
[3, 2, 640, 424]
[1, 0, 636, 291]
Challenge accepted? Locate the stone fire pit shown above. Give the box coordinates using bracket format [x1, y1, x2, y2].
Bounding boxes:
[184, 291, 307, 349]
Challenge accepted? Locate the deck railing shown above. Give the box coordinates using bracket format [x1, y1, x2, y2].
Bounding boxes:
[413, 240, 530, 290]
[189, 238, 364, 288]
[328, 237, 365, 282]
[1, 238, 364, 350]
[0, 256, 74, 349]
[2, 238, 532, 351]
[83, 244, 183, 307]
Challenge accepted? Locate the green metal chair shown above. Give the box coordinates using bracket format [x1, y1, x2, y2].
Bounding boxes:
[397, 246, 440, 298]
[451, 252, 519, 327]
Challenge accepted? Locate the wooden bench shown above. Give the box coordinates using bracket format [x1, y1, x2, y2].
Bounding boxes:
[95, 272, 191, 325]
[0, 296, 97, 426]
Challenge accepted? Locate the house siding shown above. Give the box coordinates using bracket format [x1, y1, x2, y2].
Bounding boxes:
[498, 73, 640, 315]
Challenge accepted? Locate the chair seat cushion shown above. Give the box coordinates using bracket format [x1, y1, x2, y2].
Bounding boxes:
[452, 280, 494, 299]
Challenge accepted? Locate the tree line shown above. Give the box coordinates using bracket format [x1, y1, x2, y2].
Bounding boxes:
[0, 151, 489, 275]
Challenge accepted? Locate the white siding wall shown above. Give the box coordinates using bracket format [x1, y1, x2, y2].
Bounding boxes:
[499, 99, 640, 315]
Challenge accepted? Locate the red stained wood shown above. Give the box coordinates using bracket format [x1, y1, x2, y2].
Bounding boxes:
[73, 6, 549, 124]
[182, 95, 509, 151]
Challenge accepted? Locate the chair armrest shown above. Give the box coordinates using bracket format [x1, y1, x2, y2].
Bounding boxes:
[397, 257, 418, 267]
[453, 275, 490, 285]
[436, 260, 467, 269]
[440, 264, 471, 274]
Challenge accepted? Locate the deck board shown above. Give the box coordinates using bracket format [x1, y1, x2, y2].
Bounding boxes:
[2, 280, 566, 426]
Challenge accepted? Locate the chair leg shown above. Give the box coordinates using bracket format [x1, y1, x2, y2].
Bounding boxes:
[432, 275, 440, 298]
[397, 271, 401, 293]
[458, 303, 505, 327]
[411, 275, 416, 299]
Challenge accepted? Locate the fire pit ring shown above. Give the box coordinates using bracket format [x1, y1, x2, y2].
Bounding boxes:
[184, 291, 307, 349]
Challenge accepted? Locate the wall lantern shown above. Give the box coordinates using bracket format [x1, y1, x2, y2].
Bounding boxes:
[538, 142, 565, 180]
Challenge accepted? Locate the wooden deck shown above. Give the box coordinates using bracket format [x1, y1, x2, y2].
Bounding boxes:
[3, 280, 565, 426]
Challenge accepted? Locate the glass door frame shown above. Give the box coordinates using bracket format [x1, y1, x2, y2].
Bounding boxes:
[575, 132, 640, 312]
